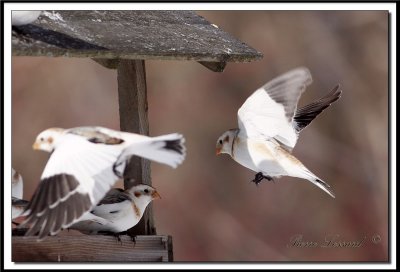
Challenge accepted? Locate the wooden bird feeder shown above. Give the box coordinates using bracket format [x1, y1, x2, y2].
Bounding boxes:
[12, 10, 262, 262]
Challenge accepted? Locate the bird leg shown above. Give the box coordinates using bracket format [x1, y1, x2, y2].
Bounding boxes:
[99, 230, 122, 244]
[265, 175, 275, 183]
[251, 172, 263, 185]
[251, 172, 275, 185]
[129, 235, 137, 246]
[114, 233, 122, 244]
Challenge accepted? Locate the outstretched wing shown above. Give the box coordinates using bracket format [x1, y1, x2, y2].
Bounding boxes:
[293, 84, 342, 133]
[115, 133, 186, 170]
[238, 67, 312, 149]
[22, 134, 123, 240]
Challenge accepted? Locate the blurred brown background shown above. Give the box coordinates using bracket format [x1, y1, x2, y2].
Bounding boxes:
[12, 11, 388, 262]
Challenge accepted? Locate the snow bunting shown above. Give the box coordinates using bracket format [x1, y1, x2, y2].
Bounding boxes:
[22, 126, 185, 239]
[12, 11, 42, 26]
[12, 197, 29, 220]
[12, 168, 29, 220]
[12, 168, 23, 200]
[70, 184, 160, 234]
[216, 67, 341, 198]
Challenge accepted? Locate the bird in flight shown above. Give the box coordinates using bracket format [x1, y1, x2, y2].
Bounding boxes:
[22, 126, 185, 240]
[216, 67, 341, 198]
[70, 184, 160, 236]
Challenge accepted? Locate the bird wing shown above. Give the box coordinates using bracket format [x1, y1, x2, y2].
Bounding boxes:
[69, 127, 186, 169]
[96, 188, 130, 205]
[73, 210, 110, 226]
[12, 197, 29, 207]
[293, 84, 342, 133]
[115, 133, 186, 170]
[22, 134, 122, 240]
[91, 201, 130, 218]
[237, 67, 312, 150]
[69, 212, 112, 234]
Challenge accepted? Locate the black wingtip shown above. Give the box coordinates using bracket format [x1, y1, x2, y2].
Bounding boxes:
[164, 139, 185, 155]
[330, 84, 342, 101]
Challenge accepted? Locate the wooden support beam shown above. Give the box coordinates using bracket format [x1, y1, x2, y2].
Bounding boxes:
[117, 59, 155, 235]
[92, 58, 120, 69]
[198, 61, 227, 72]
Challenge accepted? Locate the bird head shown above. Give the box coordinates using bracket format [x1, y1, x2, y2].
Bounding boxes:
[32, 128, 64, 153]
[128, 184, 161, 208]
[216, 129, 237, 156]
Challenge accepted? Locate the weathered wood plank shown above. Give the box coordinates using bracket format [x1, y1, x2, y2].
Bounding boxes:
[12, 11, 263, 65]
[93, 58, 227, 72]
[12, 234, 173, 262]
[117, 59, 155, 236]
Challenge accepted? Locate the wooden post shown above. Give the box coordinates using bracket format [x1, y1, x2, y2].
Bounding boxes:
[117, 59, 155, 235]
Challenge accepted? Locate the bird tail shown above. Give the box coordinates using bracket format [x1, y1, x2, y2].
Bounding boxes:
[115, 133, 186, 171]
[308, 176, 335, 198]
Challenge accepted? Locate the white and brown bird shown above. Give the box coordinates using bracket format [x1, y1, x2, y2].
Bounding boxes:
[70, 184, 160, 235]
[12, 197, 29, 221]
[12, 168, 24, 200]
[22, 126, 185, 239]
[12, 168, 29, 220]
[216, 67, 341, 198]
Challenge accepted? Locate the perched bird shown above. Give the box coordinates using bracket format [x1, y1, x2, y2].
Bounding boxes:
[12, 168, 23, 200]
[12, 168, 29, 220]
[12, 197, 30, 221]
[216, 67, 341, 198]
[70, 184, 160, 235]
[22, 126, 185, 239]
[12, 11, 42, 26]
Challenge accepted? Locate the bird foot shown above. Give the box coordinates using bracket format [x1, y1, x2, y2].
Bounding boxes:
[113, 233, 123, 244]
[251, 172, 275, 185]
[99, 230, 122, 244]
[130, 235, 137, 246]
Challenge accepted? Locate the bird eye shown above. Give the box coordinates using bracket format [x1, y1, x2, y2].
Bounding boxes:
[144, 189, 149, 194]
[40, 137, 44, 142]
[219, 140, 223, 144]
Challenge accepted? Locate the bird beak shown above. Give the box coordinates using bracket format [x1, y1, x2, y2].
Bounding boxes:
[151, 191, 161, 199]
[216, 147, 221, 155]
[32, 142, 40, 150]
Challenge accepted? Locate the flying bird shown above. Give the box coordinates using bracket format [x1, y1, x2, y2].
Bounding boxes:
[70, 184, 160, 235]
[12, 11, 42, 26]
[216, 67, 341, 198]
[22, 126, 185, 240]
